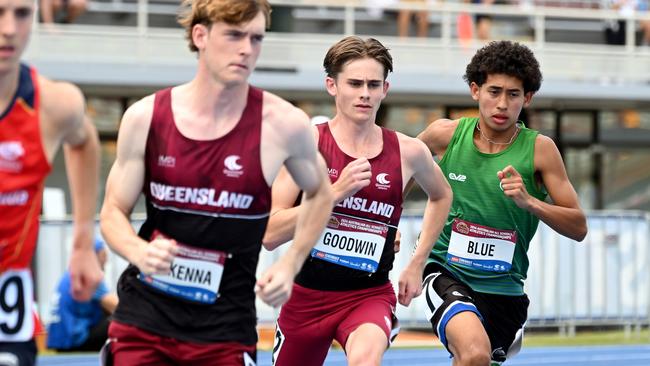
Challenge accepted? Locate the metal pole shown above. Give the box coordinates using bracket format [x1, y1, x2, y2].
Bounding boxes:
[343, 4, 355, 36]
[534, 14, 545, 49]
[137, 0, 149, 35]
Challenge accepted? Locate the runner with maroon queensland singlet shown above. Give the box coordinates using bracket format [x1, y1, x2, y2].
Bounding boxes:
[99, 1, 333, 365]
[263, 36, 452, 366]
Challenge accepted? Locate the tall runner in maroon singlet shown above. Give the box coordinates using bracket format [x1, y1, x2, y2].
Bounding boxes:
[263, 36, 453, 366]
[99, 1, 333, 365]
[0, 1, 102, 365]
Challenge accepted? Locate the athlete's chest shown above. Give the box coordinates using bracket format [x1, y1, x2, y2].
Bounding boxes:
[0, 112, 49, 182]
[145, 125, 269, 213]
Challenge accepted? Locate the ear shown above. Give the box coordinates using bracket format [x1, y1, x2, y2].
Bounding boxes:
[192, 24, 209, 51]
[382, 80, 390, 97]
[325, 76, 337, 97]
[470, 82, 480, 101]
[523, 91, 534, 108]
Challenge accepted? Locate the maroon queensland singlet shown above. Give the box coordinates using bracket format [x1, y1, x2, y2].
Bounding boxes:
[295, 123, 403, 291]
[112, 86, 271, 345]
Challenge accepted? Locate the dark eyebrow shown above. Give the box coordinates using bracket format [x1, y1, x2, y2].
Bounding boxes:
[347, 78, 382, 83]
[487, 86, 521, 92]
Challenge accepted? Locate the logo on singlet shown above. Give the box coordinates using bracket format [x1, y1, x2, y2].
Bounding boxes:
[0, 141, 24, 172]
[223, 155, 244, 178]
[0, 190, 29, 206]
[337, 196, 394, 218]
[158, 155, 176, 168]
[328, 168, 339, 178]
[150, 182, 253, 209]
[448, 172, 467, 182]
[375, 173, 391, 190]
[328, 215, 340, 228]
[456, 221, 470, 235]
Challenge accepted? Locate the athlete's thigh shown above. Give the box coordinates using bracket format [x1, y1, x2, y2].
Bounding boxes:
[273, 295, 334, 366]
[422, 263, 488, 354]
[334, 286, 398, 348]
[109, 321, 174, 366]
[272, 319, 331, 366]
[473, 292, 529, 362]
[445, 311, 490, 359]
[0, 341, 36, 366]
[190, 343, 256, 366]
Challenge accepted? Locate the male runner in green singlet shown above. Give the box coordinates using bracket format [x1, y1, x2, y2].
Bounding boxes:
[417, 40, 588, 366]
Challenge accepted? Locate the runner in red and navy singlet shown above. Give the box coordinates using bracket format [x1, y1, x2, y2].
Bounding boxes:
[109, 86, 269, 361]
[1, 59, 100, 366]
[0, 65, 48, 363]
[2, 3, 103, 366]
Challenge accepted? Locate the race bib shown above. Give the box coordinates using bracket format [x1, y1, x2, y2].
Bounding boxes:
[139, 231, 227, 304]
[0, 269, 34, 341]
[446, 219, 517, 273]
[311, 213, 389, 273]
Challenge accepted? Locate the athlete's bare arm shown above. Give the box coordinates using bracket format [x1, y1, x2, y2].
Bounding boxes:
[397, 135, 452, 306]
[262, 126, 321, 250]
[499, 135, 587, 241]
[100, 293, 119, 314]
[40, 78, 102, 302]
[99, 96, 178, 276]
[257, 94, 333, 307]
[416, 118, 459, 158]
[261, 166, 302, 250]
[262, 129, 370, 250]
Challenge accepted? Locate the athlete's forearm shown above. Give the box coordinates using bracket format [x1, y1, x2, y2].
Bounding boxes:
[411, 196, 452, 266]
[528, 198, 587, 242]
[100, 201, 148, 264]
[63, 122, 100, 251]
[282, 179, 333, 274]
[262, 206, 301, 250]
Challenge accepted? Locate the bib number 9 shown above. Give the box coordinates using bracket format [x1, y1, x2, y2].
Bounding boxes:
[0, 270, 33, 341]
[1, 275, 25, 335]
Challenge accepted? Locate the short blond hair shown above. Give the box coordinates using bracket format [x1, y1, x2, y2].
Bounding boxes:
[178, 0, 271, 52]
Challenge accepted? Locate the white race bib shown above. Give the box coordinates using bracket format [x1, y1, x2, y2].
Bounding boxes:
[311, 213, 389, 273]
[0, 269, 34, 342]
[139, 231, 227, 304]
[446, 219, 517, 273]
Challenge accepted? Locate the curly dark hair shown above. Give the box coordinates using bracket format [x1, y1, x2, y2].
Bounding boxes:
[463, 40, 542, 94]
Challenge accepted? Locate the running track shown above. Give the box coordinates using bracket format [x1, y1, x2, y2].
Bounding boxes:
[37, 344, 650, 365]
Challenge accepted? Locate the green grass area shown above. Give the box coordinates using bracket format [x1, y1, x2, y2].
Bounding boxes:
[523, 329, 650, 347]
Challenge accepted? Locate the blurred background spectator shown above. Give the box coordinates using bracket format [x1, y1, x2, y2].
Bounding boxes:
[603, 0, 635, 45]
[638, 0, 650, 45]
[473, 0, 512, 41]
[602, 0, 650, 46]
[398, 0, 431, 37]
[40, 0, 88, 24]
[46, 238, 118, 352]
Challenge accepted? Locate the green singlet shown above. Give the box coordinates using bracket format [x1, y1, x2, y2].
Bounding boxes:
[429, 117, 548, 296]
